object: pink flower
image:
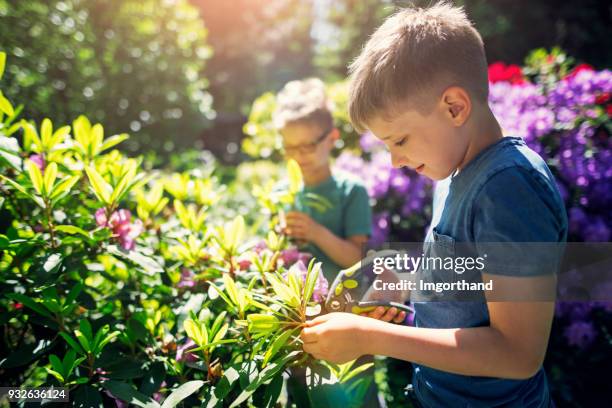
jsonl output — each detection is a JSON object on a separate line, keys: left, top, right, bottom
{"left": 95, "top": 208, "right": 143, "bottom": 250}
{"left": 95, "top": 208, "right": 108, "bottom": 227}
{"left": 177, "top": 268, "right": 196, "bottom": 289}
{"left": 279, "top": 248, "right": 300, "bottom": 265}
{"left": 297, "top": 251, "right": 313, "bottom": 264}
{"left": 176, "top": 339, "right": 198, "bottom": 363}
{"left": 236, "top": 255, "right": 252, "bottom": 271}
{"left": 29, "top": 154, "right": 45, "bottom": 172}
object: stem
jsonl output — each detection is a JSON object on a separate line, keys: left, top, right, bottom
{"left": 44, "top": 199, "right": 58, "bottom": 249}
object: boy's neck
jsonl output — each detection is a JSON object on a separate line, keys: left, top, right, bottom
{"left": 455, "top": 105, "right": 503, "bottom": 174}
{"left": 303, "top": 165, "right": 332, "bottom": 187}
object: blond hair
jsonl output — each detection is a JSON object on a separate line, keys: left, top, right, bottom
{"left": 273, "top": 78, "right": 334, "bottom": 131}
{"left": 348, "top": 1, "right": 488, "bottom": 132}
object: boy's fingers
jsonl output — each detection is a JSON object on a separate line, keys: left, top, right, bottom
{"left": 367, "top": 306, "right": 386, "bottom": 320}
{"left": 300, "top": 327, "right": 318, "bottom": 344}
{"left": 393, "top": 311, "right": 407, "bottom": 324}
{"left": 381, "top": 307, "right": 398, "bottom": 322}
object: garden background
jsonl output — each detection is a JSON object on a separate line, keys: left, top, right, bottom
{"left": 0, "top": 0, "right": 611, "bottom": 407}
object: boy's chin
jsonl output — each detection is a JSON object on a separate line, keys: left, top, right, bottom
{"left": 427, "top": 168, "right": 454, "bottom": 181}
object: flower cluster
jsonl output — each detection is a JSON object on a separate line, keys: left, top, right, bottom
{"left": 95, "top": 208, "right": 144, "bottom": 250}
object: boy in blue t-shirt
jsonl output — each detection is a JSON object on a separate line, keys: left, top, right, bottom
{"left": 301, "top": 3, "right": 567, "bottom": 408}
{"left": 273, "top": 78, "right": 372, "bottom": 282}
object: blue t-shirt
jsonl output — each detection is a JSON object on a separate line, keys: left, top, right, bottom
{"left": 413, "top": 137, "right": 568, "bottom": 408}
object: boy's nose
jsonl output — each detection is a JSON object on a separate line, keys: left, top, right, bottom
{"left": 390, "top": 152, "right": 409, "bottom": 169}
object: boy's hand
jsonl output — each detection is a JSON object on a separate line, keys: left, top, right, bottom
{"left": 284, "top": 211, "right": 321, "bottom": 243}
{"left": 301, "top": 312, "right": 373, "bottom": 363}
{"left": 360, "top": 306, "right": 406, "bottom": 324}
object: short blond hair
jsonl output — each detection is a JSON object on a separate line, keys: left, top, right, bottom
{"left": 348, "top": 1, "right": 488, "bottom": 133}
{"left": 273, "top": 78, "right": 334, "bottom": 131}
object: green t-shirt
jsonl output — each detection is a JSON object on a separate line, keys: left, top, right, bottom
{"left": 293, "top": 172, "right": 372, "bottom": 282}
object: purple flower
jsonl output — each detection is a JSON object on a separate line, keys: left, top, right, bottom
{"left": 563, "top": 320, "right": 597, "bottom": 349}
{"left": 370, "top": 211, "right": 390, "bottom": 247}
{"left": 359, "top": 131, "right": 384, "bottom": 152}
{"left": 176, "top": 338, "right": 198, "bottom": 363}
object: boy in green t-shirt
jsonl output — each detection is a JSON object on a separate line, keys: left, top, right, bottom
{"left": 273, "top": 78, "right": 372, "bottom": 282}
{"left": 273, "top": 78, "right": 380, "bottom": 407}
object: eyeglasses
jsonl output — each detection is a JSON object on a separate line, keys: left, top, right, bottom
{"left": 281, "top": 128, "right": 332, "bottom": 155}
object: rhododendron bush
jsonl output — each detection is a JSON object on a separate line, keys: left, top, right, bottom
{"left": 0, "top": 53, "right": 373, "bottom": 407}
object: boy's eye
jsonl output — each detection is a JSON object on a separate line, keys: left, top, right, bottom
{"left": 395, "top": 137, "right": 407, "bottom": 147}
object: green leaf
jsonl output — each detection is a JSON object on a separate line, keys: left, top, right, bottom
{"left": 79, "top": 319, "right": 93, "bottom": 342}
{"left": 0, "top": 52, "right": 6, "bottom": 79}
{"left": 222, "top": 273, "right": 239, "bottom": 306}
{"left": 110, "top": 164, "right": 137, "bottom": 204}
{"left": 59, "top": 332, "right": 84, "bottom": 354}
{"left": 26, "top": 158, "right": 44, "bottom": 196}
{"left": 56, "top": 225, "right": 90, "bottom": 238}
{"left": 41, "top": 118, "right": 52, "bottom": 148}
{"left": 263, "top": 328, "right": 296, "bottom": 367}
{"left": 246, "top": 314, "right": 280, "bottom": 335}
{"left": 0, "top": 91, "right": 14, "bottom": 117}
{"left": 49, "top": 175, "right": 80, "bottom": 202}
{"left": 49, "top": 354, "right": 64, "bottom": 376}
{"left": 0, "top": 136, "right": 22, "bottom": 170}
{"left": 303, "top": 262, "right": 322, "bottom": 305}
{"left": 74, "top": 330, "right": 91, "bottom": 352}
{"left": 73, "top": 385, "right": 104, "bottom": 408}
{"left": 287, "top": 159, "right": 303, "bottom": 194}
{"left": 85, "top": 165, "right": 112, "bottom": 204}
{"left": 106, "top": 245, "right": 163, "bottom": 274}
{"left": 46, "top": 368, "right": 65, "bottom": 383}
{"left": 43, "top": 161, "right": 58, "bottom": 196}
{"left": 101, "top": 133, "right": 129, "bottom": 152}
{"left": 229, "top": 351, "right": 300, "bottom": 408}
{"left": 160, "top": 380, "right": 204, "bottom": 408}
{"left": 102, "top": 381, "right": 160, "bottom": 408}
{"left": 214, "top": 366, "right": 240, "bottom": 401}
{"left": 7, "top": 293, "right": 52, "bottom": 318}
{"left": 339, "top": 361, "right": 374, "bottom": 384}
{"left": 0, "top": 174, "right": 44, "bottom": 207}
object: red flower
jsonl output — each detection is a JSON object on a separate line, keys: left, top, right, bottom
{"left": 594, "top": 92, "right": 610, "bottom": 105}
{"left": 606, "top": 104, "right": 612, "bottom": 118}
{"left": 488, "top": 62, "right": 525, "bottom": 85}
{"left": 565, "top": 63, "right": 594, "bottom": 79}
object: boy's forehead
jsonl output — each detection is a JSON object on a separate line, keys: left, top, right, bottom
{"left": 280, "top": 122, "right": 324, "bottom": 141}
{"left": 368, "top": 110, "right": 420, "bottom": 140}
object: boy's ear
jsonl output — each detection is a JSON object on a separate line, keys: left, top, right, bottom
{"left": 441, "top": 86, "right": 471, "bottom": 126}
{"left": 330, "top": 128, "right": 340, "bottom": 141}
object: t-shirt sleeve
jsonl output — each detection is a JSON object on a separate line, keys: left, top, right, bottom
{"left": 343, "top": 183, "right": 372, "bottom": 237}
{"left": 472, "top": 167, "right": 566, "bottom": 276}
